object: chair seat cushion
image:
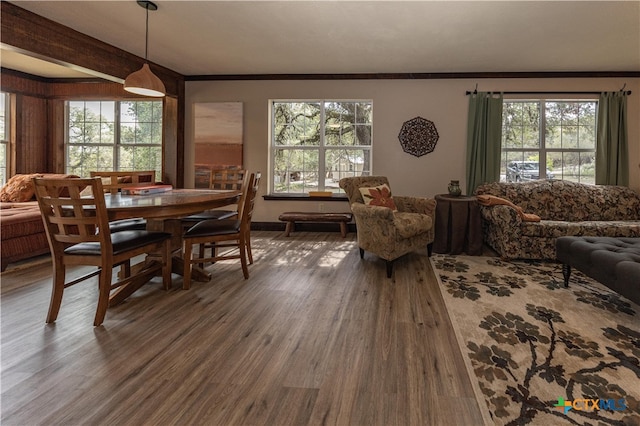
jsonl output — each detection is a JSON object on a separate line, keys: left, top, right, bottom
{"left": 64, "top": 230, "right": 171, "bottom": 256}
{"left": 108, "top": 218, "right": 147, "bottom": 232}
{"left": 393, "top": 212, "right": 433, "bottom": 238}
{"left": 184, "top": 219, "right": 241, "bottom": 237}
{"left": 521, "top": 220, "right": 640, "bottom": 238}
{"left": 182, "top": 210, "right": 237, "bottom": 222}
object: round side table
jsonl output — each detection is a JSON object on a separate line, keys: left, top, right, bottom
{"left": 433, "top": 194, "right": 483, "bottom": 255}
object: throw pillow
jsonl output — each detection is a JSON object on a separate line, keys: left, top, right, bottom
{"left": 359, "top": 184, "right": 398, "bottom": 211}
{"left": 476, "top": 194, "right": 541, "bottom": 222}
{"left": 0, "top": 173, "right": 43, "bottom": 202}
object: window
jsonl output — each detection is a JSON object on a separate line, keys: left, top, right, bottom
{"left": 271, "top": 100, "right": 372, "bottom": 194}
{"left": 501, "top": 100, "right": 597, "bottom": 184}
{"left": 66, "top": 100, "right": 163, "bottom": 177}
{"left": 0, "top": 92, "right": 9, "bottom": 186}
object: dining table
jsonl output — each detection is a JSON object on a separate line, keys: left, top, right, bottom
{"left": 103, "top": 188, "right": 242, "bottom": 305}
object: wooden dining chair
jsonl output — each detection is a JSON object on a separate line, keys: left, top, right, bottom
{"left": 182, "top": 168, "right": 247, "bottom": 265}
{"left": 90, "top": 170, "right": 157, "bottom": 232}
{"left": 33, "top": 177, "right": 172, "bottom": 326}
{"left": 182, "top": 172, "right": 261, "bottom": 289}
{"left": 89, "top": 170, "right": 156, "bottom": 195}
{"left": 182, "top": 168, "right": 247, "bottom": 224}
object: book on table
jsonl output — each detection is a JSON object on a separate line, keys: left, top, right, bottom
{"left": 121, "top": 184, "right": 173, "bottom": 195}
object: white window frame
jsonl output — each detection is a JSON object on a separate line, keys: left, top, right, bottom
{"left": 269, "top": 99, "right": 373, "bottom": 194}
{"left": 501, "top": 98, "right": 598, "bottom": 184}
{"left": 0, "top": 92, "right": 10, "bottom": 186}
{"left": 65, "top": 100, "right": 163, "bottom": 177}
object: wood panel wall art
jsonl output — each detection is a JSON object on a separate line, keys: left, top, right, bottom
{"left": 193, "top": 102, "right": 243, "bottom": 188}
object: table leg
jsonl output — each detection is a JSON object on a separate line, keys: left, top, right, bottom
{"left": 147, "top": 218, "right": 212, "bottom": 283}
{"left": 109, "top": 260, "right": 163, "bottom": 306}
{"left": 170, "top": 256, "right": 212, "bottom": 282}
{"left": 147, "top": 218, "right": 183, "bottom": 249}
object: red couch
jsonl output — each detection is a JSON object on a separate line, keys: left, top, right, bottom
{"left": 0, "top": 173, "right": 78, "bottom": 271}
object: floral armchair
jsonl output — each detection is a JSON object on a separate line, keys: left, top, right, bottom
{"left": 339, "top": 176, "right": 436, "bottom": 277}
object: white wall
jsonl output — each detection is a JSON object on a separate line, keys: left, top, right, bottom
{"left": 186, "top": 77, "right": 640, "bottom": 222}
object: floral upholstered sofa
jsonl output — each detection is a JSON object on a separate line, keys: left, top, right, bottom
{"left": 474, "top": 180, "right": 640, "bottom": 260}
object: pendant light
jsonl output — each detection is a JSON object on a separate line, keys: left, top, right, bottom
{"left": 124, "top": 0, "right": 166, "bottom": 97}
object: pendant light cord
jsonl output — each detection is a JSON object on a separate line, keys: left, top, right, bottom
{"left": 144, "top": 5, "right": 149, "bottom": 60}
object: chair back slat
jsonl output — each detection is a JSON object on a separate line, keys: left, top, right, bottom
{"left": 211, "top": 169, "right": 247, "bottom": 216}
{"left": 232, "top": 173, "right": 251, "bottom": 219}
{"left": 208, "top": 169, "right": 246, "bottom": 191}
{"left": 90, "top": 170, "right": 156, "bottom": 195}
{"left": 240, "top": 172, "right": 261, "bottom": 228}
{"left": 33, "top": 177, "right": 113, "bottom": 251}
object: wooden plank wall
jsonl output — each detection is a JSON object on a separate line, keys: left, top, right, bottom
{"left": 14, "top": 95, "right": 47, "bottom": 173}
{"left": 0, "top": 2, "right": 185, "bottom": 184}
{"left": 1, "top": 71, "right": 48, "bottom": 173}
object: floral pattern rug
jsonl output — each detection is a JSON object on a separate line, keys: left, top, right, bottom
{"left": 431, "top": 254, "right": 640, "bottom": 426}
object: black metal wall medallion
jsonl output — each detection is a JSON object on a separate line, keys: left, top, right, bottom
{"left": 398, "top": 116, "right": 439, "bottom": 157}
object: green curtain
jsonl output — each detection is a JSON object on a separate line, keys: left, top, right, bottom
{"left": 466, "top": 92, "right": 503, "bottom": 195}
{"left": 596, "top": 92, "right": 628, "bottom": 186}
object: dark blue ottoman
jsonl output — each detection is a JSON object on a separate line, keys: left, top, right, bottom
{"left": 556, "top": 236, "right": 640, "bottom": 306}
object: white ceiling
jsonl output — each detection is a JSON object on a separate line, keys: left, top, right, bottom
{"left": 3, "top": 0, "right": 640, "bottom": 78}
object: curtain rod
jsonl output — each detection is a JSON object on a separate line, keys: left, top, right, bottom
{"left": 465, "top": 90, "right": 632, "bottom": 95}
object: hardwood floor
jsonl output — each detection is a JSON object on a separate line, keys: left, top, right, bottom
{"left": 1, "top": 231, "right": 487, "bottom": 425}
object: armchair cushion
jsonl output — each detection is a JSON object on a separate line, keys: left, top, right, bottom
{"left": 359, "top": 183, "right": 397, "bottom": 211}
{"left": 394, "top": 195, "right": 436, "bottom": 215}
{"left": 393, "top": 212, "right": 433, "bottom": 238}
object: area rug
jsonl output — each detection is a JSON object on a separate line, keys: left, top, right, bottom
{"left": 431, "top": 254, "right": 640, "bottom": 426}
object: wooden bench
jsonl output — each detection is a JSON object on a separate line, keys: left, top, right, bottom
{"left": 278, "top": 212, "right": 353, "bottom": 237}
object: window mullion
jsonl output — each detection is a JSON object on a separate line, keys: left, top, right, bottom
{"left": 270, "top": 103, "right": 276, "bottom": 194}
{"left": 114, "top": 102, "right": 121, "bottom": 170}
{"left": 319, "top": 103, "right": 326, "bottom": 191}
{"left": 540, "top": 100, "right": 547, "bottom": 179}
{"left": 0, "top": 92, "right": 11, "bottom": 185}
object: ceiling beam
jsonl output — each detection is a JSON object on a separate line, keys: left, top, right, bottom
{"left": 186, "top": 71, "right": 640, "bottom": 81}
{"left": 1, "top": 1, "right": 183, "bottom": 97}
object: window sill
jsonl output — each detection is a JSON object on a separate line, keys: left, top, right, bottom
{"left": 263, "top": 194, "right": 348, "bottom": 202}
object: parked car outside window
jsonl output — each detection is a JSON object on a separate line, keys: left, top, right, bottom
{"left": 506, "top": 161, "right": 555, "bottom": 182}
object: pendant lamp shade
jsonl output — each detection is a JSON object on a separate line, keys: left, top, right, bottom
{"left": 124, "top": 63, "right": 166, "bottom": 97}
{"left": 124, "top": 0, "right": 165, "bottom": 97}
